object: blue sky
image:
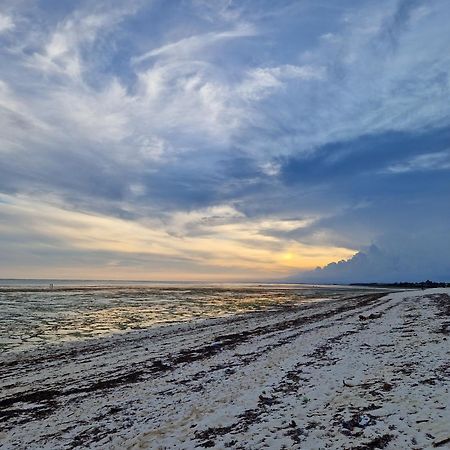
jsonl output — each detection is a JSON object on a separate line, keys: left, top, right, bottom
{"left": 0, "top": 0, "right": 449, "bottom": 281}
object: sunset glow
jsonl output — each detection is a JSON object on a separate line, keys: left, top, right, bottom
{"left": 1, "top": 0, "right": 449, "bottom": 282}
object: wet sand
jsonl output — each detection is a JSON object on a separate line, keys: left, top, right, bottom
{"left": 1, "top": 289, "right": 449, "bottom": 449}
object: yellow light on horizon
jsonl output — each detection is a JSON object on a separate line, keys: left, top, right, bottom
{"left": 0, "top": 193, "right": 357, "bottom": 280}
{"left": 282, "top": 252, "right": 294, "bottom": 261}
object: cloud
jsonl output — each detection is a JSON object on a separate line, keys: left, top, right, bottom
{"left": 291, "top": 231, "right": 450, "bottom": 283}
{"left": 0, "top": 14, "right": 14, "bottom": 33}
{"left": 238, "top": 64, "right": 325, "bottom": 101}
{"left": 0, "top": 193, "right": 354, "bottom": 279}
{"left": 0, "top": 0, "right": 449, "bottom": 280}
{"left": 132, "top": 23, "right": 257, "bottom": 64}
{"left": 385, "top": 150, "right": 450, "bottom": 174}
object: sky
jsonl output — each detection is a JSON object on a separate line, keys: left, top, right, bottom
{"left": 0, "top": 0, "right": 449, "bottom": 282}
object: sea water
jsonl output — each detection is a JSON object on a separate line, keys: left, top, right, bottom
{"left": 0, "top": 280, "right": 371, "bottom": 353}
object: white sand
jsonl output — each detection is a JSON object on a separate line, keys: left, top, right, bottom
{"left": 1, "top": 289, "right": 449, "bottom": 449}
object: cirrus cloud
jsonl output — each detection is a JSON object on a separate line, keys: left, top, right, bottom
{"left": 0, "top": 0, "right": 449, "bottom": 281}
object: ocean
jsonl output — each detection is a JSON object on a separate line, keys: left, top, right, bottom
{"left": 0, "top": 280, "right": 373, "bottom": 353}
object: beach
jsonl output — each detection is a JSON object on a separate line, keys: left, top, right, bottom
{"left": 1, "top": 288, "right": 449, "bottom": 449}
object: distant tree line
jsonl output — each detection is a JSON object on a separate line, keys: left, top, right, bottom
{"left": 350, "top": 280, "right": 450, "bottom": 289}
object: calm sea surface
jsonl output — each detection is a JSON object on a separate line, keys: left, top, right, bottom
{"left": 0, "top": 280, "right": 375, "bottom": 353}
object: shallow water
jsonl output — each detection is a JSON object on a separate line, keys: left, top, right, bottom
{"left": 0, "top": 281, "right": 372, "bottom": 353}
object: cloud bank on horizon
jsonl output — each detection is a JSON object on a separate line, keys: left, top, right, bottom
{"left": 0, "top": 0, "right": 449, "bottom": 281}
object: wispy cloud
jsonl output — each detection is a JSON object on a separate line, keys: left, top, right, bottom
{"left": 0, "top": 194, "right": 353, "bottom": 279}
{"left": 0, "top": 13, "right": 14, "bottom": 34}
{"left": 132, "top": 23, "right": 257, "bottom": 64}
{"left": 386, "top": 150, "right": 450, "bottom": 174}
{"left": 1, "top": 0, "right": 450, "bottom": 280}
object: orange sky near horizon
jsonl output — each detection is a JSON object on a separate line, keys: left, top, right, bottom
{"left": 0, "top": 194, "right": 356, "bottom": 281}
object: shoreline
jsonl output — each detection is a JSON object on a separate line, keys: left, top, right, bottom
{"left": 1, "top": 289, "right": 449, "bottom": 449}
{"left": 0, "top": 285, "right": 388, "bottom": 355}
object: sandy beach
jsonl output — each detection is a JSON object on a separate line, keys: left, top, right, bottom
{"left": 1, "top": 288, "right": 449, "bottom": 449}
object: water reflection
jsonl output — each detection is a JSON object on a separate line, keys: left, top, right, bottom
{"left": 0, "top": 284, "right": 371, "bottom": 353}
